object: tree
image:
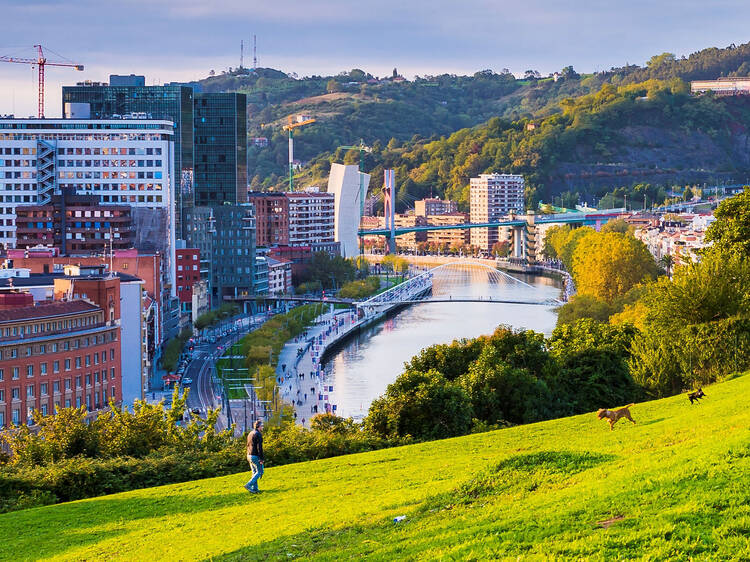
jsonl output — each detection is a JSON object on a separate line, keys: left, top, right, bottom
{"left": 403, "top": 339, "right": 484, "bottom": 381}
{"left": 364, "top": 370, "right": 473, "bottom": 439}
{"left": 555, "top": 294, "right": 615, "bottom": 325}
{"left": 704, "top": 187, "right": 750, "bottom": 258}
{"left": 571, "top": 232, "right": 658, "bottom": 303}
{"left": 326, "top": 79, "right": 341, "bottom": 93}
{"left": 658, "top": 254, "right": 674, "bottom": 276}
{"left": 641, "top": 252, "right": 750, "bottom": 328}
{"left": 600, "top": 218, "right": 633, "bottom": 234}
{"left": 683, "top": 186, "right": 694, "bottom": 201}
{"left": 492, "top": 240, "right": 510, "bottom": 257}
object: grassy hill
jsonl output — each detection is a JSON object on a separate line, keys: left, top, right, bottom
{"left": 3, "top": 374, "right": 749, "bottom": 560}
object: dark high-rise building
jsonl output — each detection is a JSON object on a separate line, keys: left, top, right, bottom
{"left": 194, "top": 93, "right": 247, "bottom": 206}
{"left": 193, "top": 204, "right": 260, "bottom": 309}
{"left": 61, "top": 82, "right": 195, "bottom": 242}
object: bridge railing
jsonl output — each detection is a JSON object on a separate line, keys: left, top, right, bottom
{"left": 359, "top": 271, "right": 433, "bottom": 307}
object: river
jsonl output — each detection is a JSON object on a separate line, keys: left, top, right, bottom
{"left": 321, "top": 272, "right": 561, "bottom": 420}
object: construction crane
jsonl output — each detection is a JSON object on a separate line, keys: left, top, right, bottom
{"left": 338, "top": 140, "right": 372, "bottom": 254}
{"left": 0, "top": 45, "right": 83, "bottom": 118}
{"left": 282, "top": 115, "right": 316, "bottom": 191}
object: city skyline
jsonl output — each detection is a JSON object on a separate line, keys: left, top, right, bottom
{"left": 1, "top": 0, "right": 750, "bottom": 116}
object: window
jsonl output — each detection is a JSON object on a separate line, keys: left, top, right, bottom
{"left": 12, "top": 367, "right": 19, "bottom": 380}
{"left": 40, "top": 344, "right": 46, "bottom": 354}
{"left": 41, "top": 403, "right": 48, "bottom": 416}
{"left": 52, "top": 343, "right": 58, "bottom": 352}
{"left": 26, "top": 365, "right": 33, "bottom": 378}
{"left": 10, "top": 348, "right": 16, "bottom": 358}
{"left": 75, "top": 376, "right": 81, "bottom": 389}
{"left": 65, "top": 398, "right": 71, "bottom": 408}
{"left": 76, "top": 396, "right": 81, "bottom": 408}
{"left": 26, "top": 385, "right": 34, "bottom": 398}
{"left": 110, "top": 348, "right": 115, "bottom": 360}
{"left": 0, "top": 369, "right": 3, "bottom": 382}
{"left": 40, "top": 383, "right": 48, "bottom": 396}
{"left": 40, "top": 363, "right": 47, "bottom": 375}
{"left": 86, "top": 395, "right": 91, "bottom": 411}
{"left": 12, "top": 409, "right": 19, "bottom": 425}
{"left": 12, "top": 388, "right": 20, "bottom": 400}
{"left": 53, "top": 360, "right": 59, "bottom": 373}
{"left": 75, "top": 357, "right": 81, "bottom": 368}
{"left": 111, "top": 386, "right": 116, "bottom": 398}
{"left": 0, "top": 390, "right": 4, "bottom": 402}
{"left": 85, "top": 375, "right": 91, "bottom": 387}
{"left": 65, "top": 359, "right": 71, "bottom": 371}
{"left": 64, "top": 379, "right": 71, "bottom": 391}
{"left": 53, "top": 381, "right": 60, "bottom": 393}
{"left": 0, "top": 411, "right": 4, "bottom": 427}
{"left": 25, "top": 346, "right": 31, "bottom": 357}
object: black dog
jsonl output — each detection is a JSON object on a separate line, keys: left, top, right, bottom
{"left": 688, "top": 388, "right": 706, "bottom": 404}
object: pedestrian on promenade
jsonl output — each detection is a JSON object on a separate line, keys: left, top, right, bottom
{"left": 244, "top": 420, "right": 264, "bottom": 494}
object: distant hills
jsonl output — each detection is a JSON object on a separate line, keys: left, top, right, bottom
{"left": 194, "top": 41, "right": 750, "bottom": 207}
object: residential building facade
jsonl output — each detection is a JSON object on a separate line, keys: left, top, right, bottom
{"left": 0, "top": 284, "right": 122, "bottom": 427}
{"left": 470, "top": 173, "right": 524, "bottom": 251}
{"left": 14, "top": 192, "right": 133, "bottom": 253}
{"left": 176, "top": 247, "right": 200, "bottom": 315}
{"left": 415, "top": 197, "right": 458, "bottom": 217}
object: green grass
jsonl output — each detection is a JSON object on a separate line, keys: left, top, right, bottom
{"left": 3, "top": 374, "right": 750, "bottom": 560}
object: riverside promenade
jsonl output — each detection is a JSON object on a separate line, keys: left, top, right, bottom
{"left": 277, "top": 274, "right": 433, "bottom": 426}
{"left": 276, "top": 308, "right": 361, "bottom": 427}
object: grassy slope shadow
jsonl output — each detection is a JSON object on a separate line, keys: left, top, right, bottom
{"left": 216, "top": 451, "right": 616, "bottom": 561}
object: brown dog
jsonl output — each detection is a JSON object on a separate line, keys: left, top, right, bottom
{"left": 597, "top": 404, "right": 636, "bottom": 431}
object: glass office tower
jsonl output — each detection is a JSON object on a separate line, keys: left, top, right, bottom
{"left": 61, "top": 83, "right": 195, "bottom": 243}
{"left": 194, "top": 93, "right": 247, "bottom": 206}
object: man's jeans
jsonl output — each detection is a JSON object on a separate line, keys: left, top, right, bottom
{"left": 245, "top": 455, "right": 264, "bottom": 492}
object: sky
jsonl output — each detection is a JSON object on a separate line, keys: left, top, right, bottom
{"left": 1, "top": 0, "right": 750, "bottom": 117}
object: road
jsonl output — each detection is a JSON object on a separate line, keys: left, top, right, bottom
{"left": 184, "top": 314, "right": 265, "bottom": 430}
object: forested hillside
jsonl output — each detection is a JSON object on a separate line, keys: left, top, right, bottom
{"left": 193, "top": 41, "right": 750, "bottom": 204}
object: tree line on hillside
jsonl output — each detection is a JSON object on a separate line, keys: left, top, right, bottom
{"left": 293, "top": 79, "right": 750, "bottom": 212}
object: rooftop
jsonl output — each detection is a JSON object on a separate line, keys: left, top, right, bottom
{"left": 0, "top": 300, "right": 98, "bottom": 324}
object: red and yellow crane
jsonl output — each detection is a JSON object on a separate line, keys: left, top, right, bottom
{"left": 282, "top": 115, "right": 315, "bottom": 191}
{"left": 0, "top": 45, "right": 84, "bottom": 118}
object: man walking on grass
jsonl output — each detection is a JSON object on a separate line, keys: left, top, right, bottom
{"left": 244, "top": 420, "right": 264, "bottom": 494}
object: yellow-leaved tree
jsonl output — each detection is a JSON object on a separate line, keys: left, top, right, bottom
{"left": 572, "top": 232, "right": 658, "bottom": 303}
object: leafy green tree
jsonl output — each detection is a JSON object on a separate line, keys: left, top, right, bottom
{"left": 459, "top": 347, "right": 554, "bottom": 425}
{"left": 641, "top": 252, "right": 750, "bottom": 328}
{"left": 552, "top": 349, "right": 640, "bottom": 413}
{"left": 555, "top": 295, "right": 615, "bottom": 325}
{"left": 600, "top": 218, "right": 633, "bottom": 234}
{"left": 704, "top": 187, "right": 750, "bottom": 258}
{"left": 364, "top": 370, "right": 473, "bottom": 439}
{"left": 548, "top": 319, "right": 637, "bottom": 359}
{"left": 403, "top": 339, "right": 484, "bottom": 381}
{"left": 572, "top": 232, "right": 658, "bottom": 303}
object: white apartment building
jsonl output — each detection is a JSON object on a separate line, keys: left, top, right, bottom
{"left": 469, "top": 173, "right": 524, "bottom": 251}
{"left": 415, "top": 197, "right": 458, "bottom": 217}
{"left": 0, "top": 118, "right": 174, "bottom": 248}
{"left": 267, "top": 257, "right": 292, "bottom": 295}
{"left": 287, "top": 192, "right": 335, "bottom": 246}
{"left": 0, "top": 118, "right": 176, "bottom": 294}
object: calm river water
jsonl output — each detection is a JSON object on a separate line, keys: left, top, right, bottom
{"left": 321, "top": 272, "right": 561, "bottom": 420}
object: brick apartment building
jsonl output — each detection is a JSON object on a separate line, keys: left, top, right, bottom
{"left": 0, "top": 281, "right": 122, "bottom": 428}
{"left": 14, "top": 193, "right": 134, "bottom": 254}
{"left": 176, "top": 248, "right": 200, "bottom": 315}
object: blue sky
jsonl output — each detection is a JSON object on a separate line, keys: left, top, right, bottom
{"left": 1, "top": 0, "right": 750, "bottom": 117}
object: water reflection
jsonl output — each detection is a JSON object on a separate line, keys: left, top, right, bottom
{"left": 322, "top": 272, "right": 561, "bottom": 420}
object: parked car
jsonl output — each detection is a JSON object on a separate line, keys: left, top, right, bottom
{"left": 182, "top": 377, "right": 193, "bottom": 385}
